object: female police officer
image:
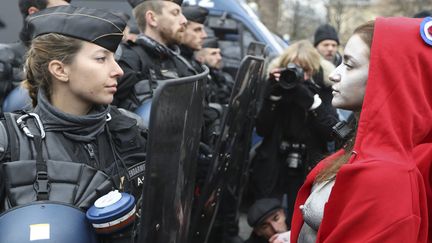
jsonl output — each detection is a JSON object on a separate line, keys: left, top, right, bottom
{"left": 0, "top": 5, "right": 147, "bottom": 242}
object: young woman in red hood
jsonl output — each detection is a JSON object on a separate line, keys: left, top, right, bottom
{"left": 289, "top": 17, "right": 432, "bottom": 243}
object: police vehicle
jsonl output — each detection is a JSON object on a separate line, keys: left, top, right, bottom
{"left": 0, "top": 0, "right": 286, "bottom": 70}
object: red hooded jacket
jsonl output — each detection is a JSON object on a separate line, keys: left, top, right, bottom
{"left": 291, "top": 17, "right": 431, "bottom": 243}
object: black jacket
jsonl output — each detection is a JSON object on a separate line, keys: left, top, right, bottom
{"left": 251, "top": 77, "right": 339, "bottom": 197}
{"left": 113, "top": 36, "right": 196, "bottom": 111}
{"left": 0, "top": 106, "right": 147, "bottom": 243}
{"left": 245, "top": 233, "right": 267, "bottom": 243}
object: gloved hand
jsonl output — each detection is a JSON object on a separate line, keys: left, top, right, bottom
{"left": 289, "top": 81, "right": 316, "bottom": 109}
{"left": 265, "top": 76, "right": 284, "bottom": 100}
{"left": 196, "top": 142, "right": 214, "bottom": 187}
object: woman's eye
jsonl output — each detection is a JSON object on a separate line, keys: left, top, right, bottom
{"left": 96, "top": 57, "right": 106, "bottom": 62}
{"left": 344, "top": 62, "right": 353, "bottom": 70}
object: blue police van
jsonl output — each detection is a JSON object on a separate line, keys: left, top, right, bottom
{"left": 0, "top": 0, "right": 286, "bottom": 63}
{"left": 0, "top": 0, "right": 286, "bottom": 114}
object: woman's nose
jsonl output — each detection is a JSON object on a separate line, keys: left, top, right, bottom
{"left": 329, "top": 66, "right": 342, "bottom": 83}
{"left": 112, "top": 61, "right": 124, "bottom": 78}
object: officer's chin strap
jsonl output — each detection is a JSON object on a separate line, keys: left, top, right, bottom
{"left": 16, "top": 112, "right": 49, "bottom": 200}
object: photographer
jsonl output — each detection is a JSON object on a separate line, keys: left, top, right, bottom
{"left": 250, "top": 40, "right": 339, "bottom": 229}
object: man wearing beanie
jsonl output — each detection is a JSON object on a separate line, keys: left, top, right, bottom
{"left": 313, "top": 24, "right": 342, "bottom": 66}
{"left": 245, "top": 198, "right": 290, "bottom": 243}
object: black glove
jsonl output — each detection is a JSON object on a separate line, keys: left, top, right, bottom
{"left": 265, "top": 76, "right": 284, "bottom": 99}
{"left": 287, "top": 81, "right": 316, "bottom": 109}
{"left": 196, "top": 142, "right": 213, "bottom": 187}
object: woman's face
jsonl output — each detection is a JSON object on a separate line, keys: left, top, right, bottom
{"left": 330, "top": 34, "right": 370, "bottom": 111}
{"left": 65, "top": 42, "right": 123, "bottom": 107}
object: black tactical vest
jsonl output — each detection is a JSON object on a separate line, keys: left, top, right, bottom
{"left": 0, "top": 107, "right": 147, "bottom": 212}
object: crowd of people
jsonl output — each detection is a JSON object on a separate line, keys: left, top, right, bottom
{"left": 0, "top": 0, "right": 431, "bottom": 243}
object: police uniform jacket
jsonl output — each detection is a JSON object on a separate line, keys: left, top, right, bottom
{"left": 113, "top": 35, "right": 196, "bottom": 111}
{"left": 0, "top": 92, "right": 147, "bottom": 211}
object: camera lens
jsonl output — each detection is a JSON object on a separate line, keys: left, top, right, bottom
{"left": 278, "top": 63, "right": 304, "bottom": 90}
{"left": 286, "top": 152, "right": 301, "bottom": 168}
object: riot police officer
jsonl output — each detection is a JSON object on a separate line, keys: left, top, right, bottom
{"left": 0, "top": 6, "right": 147, "bottom": 243}
{"left": 113, "top": 0, "right": 196, "bottom": 111}
{"left": 179, "top": 5, "right": 208, "bottom": 72}
{"left": 0, "top": 0, "right": 70, "bottom": 111}
{"left": 196, "top": 37, "right": 234, "bottom": 105}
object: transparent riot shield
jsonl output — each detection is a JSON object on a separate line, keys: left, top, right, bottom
{"left": 189, "top": 55, "right": 265, "bottom": 243}
{"left": 137, "top": 67, "right": 208, "bottom": 243}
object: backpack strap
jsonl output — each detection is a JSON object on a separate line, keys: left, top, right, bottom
{"left": 0, "top": 116, "right": 9, "bottom": 161}
{"left": 15, "top": 112, "right": 49, "bottom": 200}
{"left": 3, "top": 113, "right": 19, "bottom": 161}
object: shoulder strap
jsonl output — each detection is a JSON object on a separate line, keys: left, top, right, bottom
{"left": 6, "top": 112, "right": 49, "bottom": 200}
{"left": 130, "top": 44, "right": 159, "bottom": 82}
{"left": 0, "top": 116, "right": 9, "bottom": 161}
{"left": 3, "top": 113, "right": 19, "bottom": 161}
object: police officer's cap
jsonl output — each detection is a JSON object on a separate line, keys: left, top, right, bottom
{"left": 247, "top": 198, "right": 282, "bottom": 227}
{"left": 26, "top": 5, "right": 127, "bottom": 52}
{"left": 202, "top": 37, "right": 219, "bottom": 48}
{"left": 182, "top": 6, "right": 209, "bottom": 24}
{"left": 128, "top": 0, "right": 183, "bottom": 8}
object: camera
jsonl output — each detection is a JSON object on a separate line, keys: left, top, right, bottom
{"left": 278, "top": 63, "right": 304, "bottom": 90}
{"left": 280, "top": 141, "right": 306, "bottom": 169}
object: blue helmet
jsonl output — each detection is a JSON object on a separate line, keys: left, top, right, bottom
{"left": 2, "top": 86, "right": 32, "bottom": 112}
{"left": 0, "top": 202, "right": 98, "bottom": 243}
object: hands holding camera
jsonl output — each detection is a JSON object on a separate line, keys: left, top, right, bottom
{"left": 267, "top": 64, "right": 319, "bottom": 110}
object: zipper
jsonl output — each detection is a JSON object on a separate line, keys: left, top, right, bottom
{"left": 84, "top": 143, "right": 99, "bottom": 168}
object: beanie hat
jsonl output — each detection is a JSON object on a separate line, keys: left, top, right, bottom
{"left": 314, "top": 24, "right": 339, "bottom": 46}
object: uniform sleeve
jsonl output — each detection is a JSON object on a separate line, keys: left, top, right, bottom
{"left": 315, "top": 162, "right": 427, "bottom": 243}
{"left": 113, "top": 46, "right": 146, "bottom": 105}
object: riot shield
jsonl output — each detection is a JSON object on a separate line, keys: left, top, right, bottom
{"left": 189, "top": 55, "right": 264, "bottom": 243}
{"left": 137, "top": 67, "right": 208, "bottom": 243}
{"left": 246, "top": 41, "right": 268, "bottom": 57}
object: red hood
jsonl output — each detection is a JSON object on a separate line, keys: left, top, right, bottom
{"left": 355, "top": 17, "right": 432, "bottom": 163}
{"left": 291, "top": 17, "right": 431, "bottom": 243}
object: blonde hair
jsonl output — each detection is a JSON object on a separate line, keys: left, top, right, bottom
{"left": 24, "top": 33, "right": 82, "bottom": 107}
{"left": 271, "top": 40, "right": 321, "bottom": 76}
